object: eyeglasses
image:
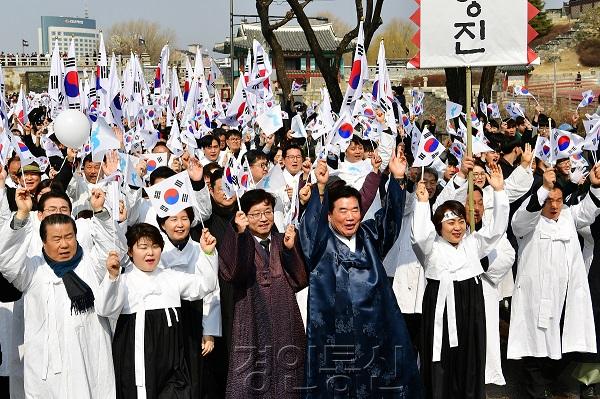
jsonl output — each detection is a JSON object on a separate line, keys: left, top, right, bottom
{"left": 252, "top": 162, "right": 268, "bottom": 169}
{"left": 247, "top": 210, "right": 274, "bottom": 220}
{"left": 473, "top": 172, "right": 486, "bottom": 178}
{"left": 43, "top": 206, "right": 71, "bottom": 214}
{"left": 285, "top": 155, "right": 303, "bottom": 161}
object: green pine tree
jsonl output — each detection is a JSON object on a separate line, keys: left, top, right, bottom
{"left": 529, "top": 0, "right": 554, "bottom": 37}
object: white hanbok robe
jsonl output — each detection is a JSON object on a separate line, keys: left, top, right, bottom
{"left": 508, "top": 186, "right": 600, "bottom": 359}
{"left": 0, "top": 216, "right": 119, "bottom": 399}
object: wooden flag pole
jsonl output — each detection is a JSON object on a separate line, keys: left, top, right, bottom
{"left": 466, "top": 66, "right": 475, "bottom": 232}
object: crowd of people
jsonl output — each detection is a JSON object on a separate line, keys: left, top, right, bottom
{"left": 0, "top": 77, "right": 600, "bottom": 399}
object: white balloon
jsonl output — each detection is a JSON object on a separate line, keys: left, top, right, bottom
{"left": 53, "top": 109, "right": 90, "bottom": 149}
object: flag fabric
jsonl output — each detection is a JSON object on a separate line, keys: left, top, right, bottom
{"left": 107, "top": 54, "right": 123, "bottom": 129}
{"left": 578, "top": 90, "right": 596, "bottom": 109}
{"left": 14, "top": 85, "right": 28, "bottom": 125}
{"left": 223, "top": 76, "right": 247, "bottom": 126}
{"left": 290, "top": 114, "right": 307, "bottom": 139}
{"left": 340, "top": 21, "right": 368, "bottom": 114}
{"left": 96, "top": 33, "right": 110, "bottom": 118}
{"left": 446, "top": 100, "right": 463, "bottom": 120}
{"left": 166, "top": 119, "right": 184, "bottom": 157}
{"left": 505, "top": 102, "right": 525, "bottom": 119}
{"left": 64, "top": 39, "right": 81, "bottom": 110}
{"left": 207, "top": 58, "right": 222, "bottom": 95}
{"left": 291, "top": 81, "right": 302, "bottom": 92}
{"left": 146, "top": 171, "right": 194, "bottom": 218}
{"left": 449, "top": 140, "right": 466, "bottom": 163}
{"left": 413, "top": 128, "right": 444, "bottom": 167}
{"left": 488, "top": 103, "right": 501, "bottom": 119}
{"left": 550, "top": 129, "right": 584, "bottom": 161}
{"left": 10, "top": 134, "right": 36, "bottom": 166}
{"left": 327, "top": 112, "right": 354, "bottom": 153}
{"left": 0, "top": 132, "right": 12, "bottom": 166}
{"left": 534, "top": 135, "right": 551, "bottom": 163}
{"left": 239, "top": 159, "right": 252, "bottom": 194}
{"left": 256, "top": 104, "right": 283, "bottom": 136}
{"left": 513, "top": 85, "right": 532, "bottom": 97}
{"left": 479, "top": 100, "right": 487, "bottom": 116}
{"left": 154, "top": 44, "right": 170, "bottom": 95}
{"left": 91, "top": 117, "right": 121, "bottom": 162}
{"left": 143, "top": 152, "right": 168, "bottom": 178}
{"left": 472, "top": 134, "right": 494, "bottom": 154}
{"left": 48, "top": 40, "right": 66, "bottom": 115}
{"left": 256, "top": 164, "right": 286, "bottom": 194}
{"left": 222, "top": 156, "right": 243, "bottom": 199}
{"left": 246, "top": 40, "right": 273, "bottom": 100}
{"left": 582, "top": 120, "right": 600, "bottom": 151}
{"left": 373, "top": 40, "right": 396, "bottom": 131}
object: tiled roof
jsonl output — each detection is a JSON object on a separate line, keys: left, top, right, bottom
{"left": 214, "top": 23, "right": 353, "bottom": 54}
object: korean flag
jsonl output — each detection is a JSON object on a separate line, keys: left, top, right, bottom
{"left": 146, "top": 171, "right": 194, "bottom": 218}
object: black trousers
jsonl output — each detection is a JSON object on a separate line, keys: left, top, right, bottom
{"left": 0, "top": 376, "right": 9, "bottom": 397}
{"left": 521, "top": 357, "right": 568, "bottom": 399}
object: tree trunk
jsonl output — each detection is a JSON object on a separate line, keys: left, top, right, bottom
{"left": 256, "top": 1, "right": 291, "bottom": 103}
{"left": 445, "top": 67, "right": 467, "bottom": 108}
{"left": 477, "top": 66, "right": 496, "bottom": 114}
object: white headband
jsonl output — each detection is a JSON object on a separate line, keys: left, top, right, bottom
{"left": 441, "top": 210, "right": 461, "bottom": 223}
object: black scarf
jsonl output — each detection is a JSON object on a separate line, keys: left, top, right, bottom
{"left": 43, "top": 245, "right": 95, "bottom": 315}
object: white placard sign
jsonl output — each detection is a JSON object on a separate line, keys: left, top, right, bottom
{"left": 408, "top": 0, "right": 538, "bottom": 68}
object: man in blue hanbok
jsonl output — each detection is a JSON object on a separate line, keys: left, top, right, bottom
{"left": 299, "top": 147, "right": 422, "bottom": 398}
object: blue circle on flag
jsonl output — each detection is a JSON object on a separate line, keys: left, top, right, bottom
{"left": 164, "top": 188, "right": 179, "bottom": 205}
{"left": 64, "top": 71, "right": 79, "bottom": 98}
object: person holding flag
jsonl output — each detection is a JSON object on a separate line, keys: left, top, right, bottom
{"left": 219, "top": 189, "right": 308, "bottom": 398}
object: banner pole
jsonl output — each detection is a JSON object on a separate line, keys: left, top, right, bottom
{"left": 466, "top": 66, "right": 475, "bottom": 232}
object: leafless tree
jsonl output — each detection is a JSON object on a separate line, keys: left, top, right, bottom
{"left": 107, "top": 19, "right": 176, "bottom": 64}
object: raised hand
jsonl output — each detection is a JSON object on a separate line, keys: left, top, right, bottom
{"left": 315, "top": 159, "right": 329, "bottom": 187}
{"left": 283, "top": 225, "right": 296, "bottom": 249}
{"left": 200, "top": 228, "right": 217, "bottom": 254}
{"left": 90, "top": 188, "right": 106, "bottom": 212}
{"left": 15, "top": 187, "right": 33, "bottom": 219}
{"left": 542, "top": 167, "right": 556, "bottom": 191}
{"left": 415, "top": 180, "right": 429, "bottom": 203}
{"left": 299, "top": 183, "right": 312, "bottom": 205}
{"left": 388, "top": 144, "right": 407, "bottom": 179}
{"left": 102, "top": 150, "right": 119, "bottom": 177}
{"left": 187, "top": 156, "right": 203, "bottom": 182}
{"left": 486, "top": 162, "right": 505, "bottom": 191}
{"left": 234, "top": 211, "right": 248, "bottom": 234}
{"left": 589, "top": 163, "right": 600, "bottom": 187}
{"left": 0, "top": 166, "right": 7, "bottom": 189}
{"left": 66, "top": 147, "right": 77, "bottom": 163}
{"left": 119, "top": 199, "right": 127, "bottom": 223}
{"left": 371, "top": 153, "right": 382, "bottom": 173}
{"left": 459, "top": 155, "right": 474, "bottom": 178}
{"left": 520, "top": 143, "right": 533, "bottom": 168}
{"left": 106, "top": 251, "right": 120, "bottom": 280}
{"left": 136, "top": 160, "right": 147, "bottom": 179}
{"left": 302, "top": 158, "right": 312, "bottom": 179}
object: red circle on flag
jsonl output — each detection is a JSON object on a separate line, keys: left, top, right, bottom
{"left": 64, "top": 71, "right": 79, "bottom": 97}
{"left": 164, "top": 188, "right": 179, "bottom": 205}
{"left": 424, "top": 138, "right": 439, "bottom": 153}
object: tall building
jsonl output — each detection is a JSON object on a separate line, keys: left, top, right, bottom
{"left": 38, "top": 16, "right": 99, "bottom": 56}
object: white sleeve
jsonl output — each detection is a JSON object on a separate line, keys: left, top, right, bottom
{"left": 504, "top": 165, "right": 534, "bottom": 203}
{"left": 87, "top": 210, "right": 128, "bottom": 284}
{"left": 0, "top": 188, "right": 12, "bottom": 228}
{"left": 191, "top": 185, "right": 213, "bottom": 227}
{"left": 512, "top": 187, "right": 547, "bottom": 238}
{"left": 432, "top": 174, "right": 468, "bottom": 213}
{"left": 94, "top": 271, "right": 125, "bottom": 318}
{"left": 474, "top": 190, "right": 510, "bottom": 259}
{"left": 202, "top": 287, "right": 222, "bottom": 337}
{"left": 411, "top": 201, "right": 437, "bottom": 268}
{"left": 483, "top": 235, "right": 515, "bottom": 286}
{"left": 571, "top": 187, "right": 600, "bottom": 230}
{"left": 378, "top": 132, "right": 396, "bottom": 171}
{"left": 178, "top": 252, "right": 218, "bottom": 301}
{"left": 0, "top": 216, "right": 35, "bottom": 292}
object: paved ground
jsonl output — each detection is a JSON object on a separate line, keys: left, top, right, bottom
{"left": 485, "top": 321, "right": 595, "bottom": 399}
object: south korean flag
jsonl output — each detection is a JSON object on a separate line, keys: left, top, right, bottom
{"left": 146, "top": 171, "right": 194, "bottom": 218}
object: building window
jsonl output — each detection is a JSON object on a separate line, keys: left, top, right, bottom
{"left": 310, "top": 57, "right": 316, "bottom": 71}
{"left": 300, "top": 57, "right": 306, "bottom": 70}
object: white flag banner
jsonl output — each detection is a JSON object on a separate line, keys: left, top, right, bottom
{"left": 412, "top": 129, "right": 444, "bottom": 167}
{"left": 446, "top": 100, "right": 463, "bottom": 120}
{"left": 408, "top": 0, "right": 538, "bottom": 68}
{"left": 256, "top": 104, "right": 283, "bottom": 136}
{"left": 146, "top": 171, "right": 194, "bottom": 218}
{"left": 290, "top": 114, "right": 307, "bottom": 139}
{"left": 256, "top": 164, "right": 286, "bottom": 194}
{"left": 91, "top": 117, "right": 120, "bottom": 162}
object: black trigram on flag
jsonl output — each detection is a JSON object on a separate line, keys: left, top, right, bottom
{"left": 418, "top": 153, "right": 427, "bottom": 161}
{"left": 230, "top": 175, "right": 239, "bottom": 186}
{"left": 422, "top": 131, "right": 432, "bottom": 140}
{"left": 50, "top": 75, "right": 59, "bottom": 90}
{"left": 99, "top": 66, "right": 108, "bottom": 79}
{"left": 68, "top": 102, "right": 80, "bottom": 110}
{"left": 356, "top": 44, "right": 364, "bottom": 57}
{"left": 157, "top": 156, "right": 165, "bottom": 164}
{"left": 89, "top": 87, "right": 97, "bottom": 99}
{"left": 181, "top": 193, "right": 189, "bottom": 202}
{"left": 160, "top": 205, "right": 169, "bottom": 213}
{"left": 154, "top": 191, "right": 161, "bottom": 199}
{"left": 58, "top": 92, "right": 65, "bottom": 103}
{"left": 256, "top": 55, "right": 264, "bottom": 66}
{"left": 134, "top": 81, "right": 141, "bottom": 93}
{"left": 64, "top": 58, "right": 76, "bottom": 68}
{"left": 174, "top": 179, "right": 183, "bottom": 188}
{"left": 379, "top": 98, "right": 389, "bottom": 112}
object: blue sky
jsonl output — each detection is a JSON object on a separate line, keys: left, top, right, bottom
{"left": 1, "top": 0, "right": 418, "bottom": 55}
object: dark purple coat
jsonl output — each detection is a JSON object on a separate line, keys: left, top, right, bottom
{"left": 219, "top": 225, "right": 308, "bottom": 399}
